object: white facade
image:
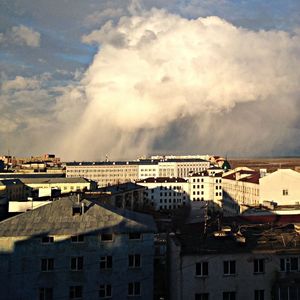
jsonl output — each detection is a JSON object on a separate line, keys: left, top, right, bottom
{"left": 188, "top": 172, "right": 223, "bottom": 209}
{"left": 66, "top": 159, "right": 211, "bottom": 187}
{"left": 222, "top": 168, "right": 260, "bottom": 215}
{"left": 260, "top": 169, "right": 300, "bottom": 205}
{"left": 137, "top": 178, "right": 189, "bottom": 210}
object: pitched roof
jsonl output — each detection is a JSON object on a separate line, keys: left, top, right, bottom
{"left": 0, "top": 196, "right": 156, "bottom": 237}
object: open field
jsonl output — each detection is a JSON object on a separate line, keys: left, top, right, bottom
{"left": 228, "top": 157, "right": 300, "bottom": 173}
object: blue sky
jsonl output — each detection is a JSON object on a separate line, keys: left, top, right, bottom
{"left": 1, "top": 0, "right": 300, "bottom": 159}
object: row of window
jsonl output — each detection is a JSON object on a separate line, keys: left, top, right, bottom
{"left": 195, "top": 257, "right": 300, "bottom": 277}
{"left": 41, "top": 233, "right": 142, "bottom": 244}
{"left": 39, "top": 282, "right": 141, "bottom": 300}
{"left": 195, "top": 290, "right": 264, "bottom": 300}
{"left": 41, "top": 254, "right": 142, "bottom": 272}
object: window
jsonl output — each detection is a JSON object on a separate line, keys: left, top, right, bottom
{"left": 280, "top": 257, "right": 299, "bottom": 272}
{"left": 69, "top": 286, "right": 82, "bottom": 299}
{"left": 100, "top": 256, "right": 112, "bottom": 269}
{"left": 223, "top": 261, "right": 236, "bottom": 275}
{"left": 71, "top": 235, "right": 84, "bottom": 243}
{"left": 195, "top": 293, "right": 209, "bottom": 300}
{"left": 283, "top": 189, "right": 288, "bottom": 196}
{"left": 195, "top": 262, "right": 208, "bottom": 277}
{"left": 254, "top": 259, "right": 265, "bottom": 274}
{"left": 128, "top": 282, "right": 140, "bottom": 296}
{"left": 129, "top": 233, "right": 141, "bottom": 240}
{"left": 41, "top": 236, "right": 54, "bottom": 244}
{"left": 223, "top": 291, "right": 236, "bottom": 300}
{"left": 128, "top": 254, "right": 141, "bottom": 268}
{"left": 71, "top": 257, "right": 83, "bottom": 271}
{"left": 39, "top": 288, "right": 53, "bottom": 300}
{"left": 101, "top": 233, "right": 113, "bottom": 241}
{"left": 41, "top": 258, "right": 54, "bottom": 272}
{"left": 254, "top": 290, "right": 264, "bottom": 300}
{"left": 99, "top": 284, "right": 112, "bottom": 298}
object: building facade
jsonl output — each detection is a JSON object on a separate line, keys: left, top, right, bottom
{"left": 222, "top": 168, "right": 260, "bottom": 215}
{"left": 169, "top": 224, "right": 300, "bottom": 300}
{"left": 66, "top": 158, "right": 211, "bottom": 187}
{"left": 137, "top": 177, "right": 190, "bottom": 210}
{"left": 0, "top": 196, "right": 156, "bottom": 300}
{"left": 260, "top": 169, "right": 300, "bottom": 206}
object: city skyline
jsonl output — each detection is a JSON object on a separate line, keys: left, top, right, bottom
{"left": 1, "top": 0, "right": 300, "bottom": 160}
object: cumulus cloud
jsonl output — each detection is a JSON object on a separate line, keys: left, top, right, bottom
{"left": 0, "top": 25, "right": 40, "bottom": 47}
{"left": 57, "top": 9, "right": 300, "bottom": 159}
{"left": 2, "top": 9, "right": 300, "bottom": 160}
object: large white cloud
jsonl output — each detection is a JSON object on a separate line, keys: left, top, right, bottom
{"left": 2, "top": 9, "right": 300, "bottom": 160}
{"left": 57, "top": 9, "right": 300, "bottom": 159}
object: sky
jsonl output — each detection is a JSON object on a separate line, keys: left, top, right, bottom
{"left": 1, "top": 0, "right": 300, "bottom": 161}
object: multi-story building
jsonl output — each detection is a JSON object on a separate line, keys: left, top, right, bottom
{"left": 222, "top": 168, "right": 260, "bottom": 215}
{"left": 137, "top": 177, "right": 189, "bottom": 210}
{"left": 260, "top": 169, "right": 300, "bottom": 206}
{"left": 66, "top": 158, "right": 210, "bottom": 187}
{"left": 137, "top": 170, "right": 223, "bottom": 211}
{"left": 0, "top": 196, "right": 156, "bottom": 300}
{"left": 169, "top": 223, "right": 300, "bottom": 300}
{"left": 188, "top": 171, "right": 223, "bottom": 210}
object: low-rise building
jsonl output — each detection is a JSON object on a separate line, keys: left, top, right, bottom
{"left": 222, "top": 168, "right": 260, "bottom": 215}
{"left": 169, "top": 223, "right": 300, "bottom": 300}
{"left": 0, "top": 196, "right": 156, "bottom": 300}
{"left": 260, "top": 169, "right": 300, "bottom": 206}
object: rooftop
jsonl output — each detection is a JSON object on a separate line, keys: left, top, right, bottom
{"left": 0, "top": 196, "right": 156, "bottom": 236}
{"left": 137, "top": 177, "right": 188, "bottom": 183}
{"left": 174, "top": 223, "right": 300, "bottom": 255}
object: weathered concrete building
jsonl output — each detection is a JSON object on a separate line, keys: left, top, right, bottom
{"left": 169, "top": 223, "right": 300, "bottom": 300}
{"left": 0, "top": 196, "right": 156, "bottom": 300}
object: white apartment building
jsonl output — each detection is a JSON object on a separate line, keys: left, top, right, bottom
{"left": 169, "top": 224, "right": 300, "bottom": 300}
{"left": 66, "top": 158, "right": 210, "bottom": 187}
{"left": 137, "top": 170, "right": 223, "bottom": 211}
{"left": 137, "top": 177, "right": 189, "bottom": 210}
{"left": 188, "top": 171, "right": 223, "bottom": 210}
{"left": 260, "top": 169, "right": 300, "bottom": 206}
{"left": 222, "top": 168, "right": 260, "bottom": 215}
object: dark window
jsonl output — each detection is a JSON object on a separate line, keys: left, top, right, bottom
{"left": 129, "top": 233, "right": 141, "bottom": 240}
{"left": 283, "top": 189, "right": 288, "bottom": 196}
{"left": 223, "top": 291, "right": 236, "bottom": 300}
{"left": 280, "top": 257, "right": 299, "bottom": 272}
{"left": 128, "top": 254, "right": 141, "bottom": 268}
{"left": 71, "top": 257, "right": 83, "bottom": 271}
{"left": 71, "top": 235, "right": 84, "bottom": 243}
{"left": 101, "top": 233, "right": 113, "bottom": 241}
{"left": 254, "top": 290, "right": 264, "bottom": 300}
{"left": 195, "top": 293, "right": 209, "bottom": 300}
{"left": 39, "top": 288, "right": 53, "bottom": 300}
{"left": 41, "top": 258, "right": 54, "bottom": 272}
{"left": 128, "top": 282, "right": 140, "bottom": 296}
{"left": 99, "top": 284, "right": 112, "bottom": 298}
{"left": 254, "top": 259, "right": 265, "bottom": 274}
{"left": 69, "top": 286, "right": 82, "bottom": 299}
{"left": 41, "top": 236, "right": 54, "bottom": 244}
{"left": 196, "top": 262, "right": 208, "bottom": 277}
{"left": 100, "top": 256, "right": 112, "bottom": 269}
{"left": 223, "top": 261, "right": 236, "bottom": 275}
